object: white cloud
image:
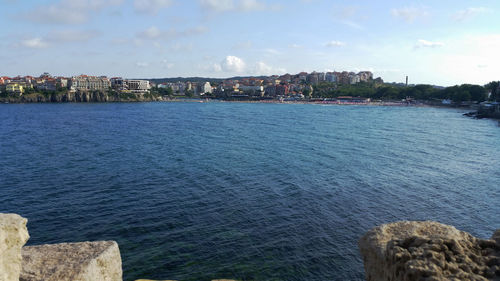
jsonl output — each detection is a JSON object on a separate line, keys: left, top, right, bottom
{"left": 161, "top": 59, "right": 174, "bottom": 69}
{"left": 24, "top": 0, "right": 124, "bottom": 24}
{"left": 325, "top": 40, "right": 345, "bottom": 47}
{"left": 391, "top": 7, "right": 429, "bottom": 23}
{"left": 415, "top": 39, "right": 444, "bottom": 48}
{"left": 136, "top": 62, "right": 149, "bottom": 67}
{"left": 255, "top": 61, "right": 272, "bottom": 74}
{"left": 212, "top": 63, "right": 222, "bottom": 72}
{"left": 201, "top": 58, "right": 283, "bottom": 75}
{"left": 264, "top": 48, "right": 281, "bottom": 55}
{"left": 198, "top": 62, "right": 223, "bottom": 72}
{"left": 332, "top": 5, "right": 365, "bottom": 30}
{"left": 169, "top": 43, "right": 193, "bottom": 52}
{"left": 240, "top": 0, "right": 265, "bottom": 11}
{"left": 337, "top": 20, "right": 364, "bottom": 30}
{"left": 336, "top": 5, "right": 358, "bottom": 18}
{"left": 200, "top": 0, "right": 279, "bottom": 13}
{"left": 134, "top": 0, "right": 173, "bottom": 14}
{"left": 239, "top": 0, "right": 280, "bottom": 11}
{"left": 200, "top": 0, "right": 234, "bottom": 12}
{"left": 21, "top": 38, "right": 49, "bottom": 48}
{"left": 138, "top": 26, "right": 163, "bottom": 39}
{"left": 47, "top": 30, "right": 100, "bottom": 42}
{"left": 137, "top": 26, "right": 208, "bottom": 40}
{"left": 254, "top": 61, "right": 286, "bottom": 75}
{"left": 452, "top": 7, "right": 488, "bottom": 22}
{"left": 221, "top": 55, "right": 246, "bottom": 72}
{"left": 18, "top": 29, "right": 99, "bottom": 48}
{"left": 288, "top": 43, "right": 302, "bottom": 49}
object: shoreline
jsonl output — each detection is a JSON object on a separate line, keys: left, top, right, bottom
{"left": 0, "top": 96, "right": 470, "bottom": 106}
{"left": 4, "top": 96, "right": 497, "bottom": 120}
{"left": 0, "top": 96, "right": 476, "bottom": 109}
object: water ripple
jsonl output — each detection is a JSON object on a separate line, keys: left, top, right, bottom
{"left": 0, "top": 103, "right": 499, "bottom": 281}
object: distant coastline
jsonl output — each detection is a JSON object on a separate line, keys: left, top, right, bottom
{"left": 0, "top": 92, "right": 454, "bottom": 106}
{"left": 0, "top": 90, "right": 163, "bottom": 103}
{"left": 2, "top": 71, "right": 499, "bottom": 120}
{"left": 0, "top": 92, "right": 480, "bottom": 108}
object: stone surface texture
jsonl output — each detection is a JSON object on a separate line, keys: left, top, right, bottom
{"left": 21, "top": 241, "right": 122, "bottom": 281}
{"left": 0, "top": 213, "right": 30, "bottom": 281}
{"left": 359, "top": 221, "right": 500, "bottom": 281}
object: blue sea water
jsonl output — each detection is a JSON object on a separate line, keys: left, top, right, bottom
{"left": 1, "top": 102, "right": 499, "bottom": 281}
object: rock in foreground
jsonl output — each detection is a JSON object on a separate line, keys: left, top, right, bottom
{"left": 21, "top": 241, "right": 122, "bottom": 281}
{"left": 0, "top": 213, "right": 30, "bottom": 281}
{"left": 359, "top": 221, "right": 500, "bottom": 281}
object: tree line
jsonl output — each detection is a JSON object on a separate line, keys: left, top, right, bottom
{"left": 312, "top": 81, "right": 500, "bottom": 102}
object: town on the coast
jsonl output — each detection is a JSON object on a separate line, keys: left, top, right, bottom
{"left": 0, "top": 70, "right": 377, "bottom": 101}
{"left": 1, "top": 70, "right": 499, "bottom": 117}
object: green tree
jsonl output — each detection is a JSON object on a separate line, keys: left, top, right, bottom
{"left": 411, "top": 84, "right": 438, "bottom": 100}
{"left": 462, "top": 84, "right": 486, "bottom": 102}
{"left": 303, "top": 87, "right": 312, "bottom": 97}
{"left": 451, "top": 89, "right": 471, "bottom": 103}
{"left": 166, "top": 87, "right": 173, "bottom": 96}
{"left": 24, "top": 87, "right": 34, "bottom": 95}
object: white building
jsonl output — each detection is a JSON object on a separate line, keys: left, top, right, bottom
{"left": 127, "top": 80, "right": 150, "bottom": 92}
{"left": 239, "top": 85, "right": 263, "bottom": 92}
{"left": 349, "top": 74, "right": 360, "bottom": 84}
{"left": 70, "top": 75, "right": 111, "bottom": 92}
{"left": 317, "top": 72, "right": 326, "bottom": 81}
{"left": 201, "top": 82, "right": 212, "bottom": 94}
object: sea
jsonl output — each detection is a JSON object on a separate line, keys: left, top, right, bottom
{"left": 1, "top": 102, "right": 499, "bottom": 281}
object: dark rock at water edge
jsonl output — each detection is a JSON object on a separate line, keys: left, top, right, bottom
{"left": 0, "top": 91, "right": 165, "bottom": 103}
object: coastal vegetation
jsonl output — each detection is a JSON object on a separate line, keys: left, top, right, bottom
{"left": 0, "top": 88, "right": 165, "bottom": 103}
{"left": 312, "top": 82, "right": 496, "bottom": 102}
{"left": 2, "top": 78, "right": 499, "bottom": 104}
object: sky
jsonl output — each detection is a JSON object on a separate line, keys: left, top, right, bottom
{"left": 1, "top": 0, "right": 499, "bottom": 86}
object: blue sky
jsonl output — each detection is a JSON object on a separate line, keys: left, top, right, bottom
{"left": 1, "top": 0, "right": 499, "bottom": 86}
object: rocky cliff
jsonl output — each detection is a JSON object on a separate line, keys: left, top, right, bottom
{"left": 359, "top": 221, "right": 500, "bottom": 281}
{"left": 0, "top": 91, "right": 165, "bottom": 103}
{"left": 21, "top": 241, "right": 122, "bottom": 281}
{"left": 0, "top": 214, "right": 30, "bottom": 281}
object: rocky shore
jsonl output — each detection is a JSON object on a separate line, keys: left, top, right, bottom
{"left": 0, "top": 91, "right": 164, "bottom": 103}
{"left": 2, "top": 213, "right": 499, "bottom": 280}
{"left": 359, "top": 221, "right": 500, "bottom": 281}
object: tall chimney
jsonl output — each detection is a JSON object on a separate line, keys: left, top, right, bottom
{"left": 406, "top": 76, "right": 408, "bottom": 86}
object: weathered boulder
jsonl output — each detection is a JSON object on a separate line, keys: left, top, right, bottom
{"left": 21, "top": 241, "right": 122, "bottom": 281}
{"left": 0, "top": 213, "right": 30, "bottom": 281}
{"left": 359, "top": 221, "right": 500, "bottom": 281}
